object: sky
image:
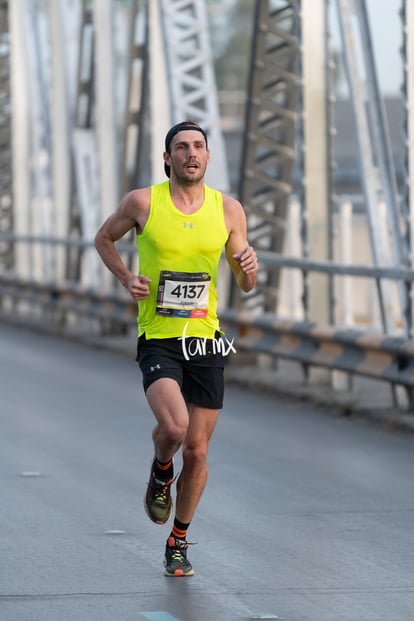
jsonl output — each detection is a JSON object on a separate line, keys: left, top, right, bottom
{"left": 332, "top": 0, "right": 403, "bottom": 95}
{"left": 366, "top": 0, "right": 402, "bottom": 94}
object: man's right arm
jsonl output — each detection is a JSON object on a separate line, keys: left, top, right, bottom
{"left": 94, "top": 188, "right": 151, "bottom": 300}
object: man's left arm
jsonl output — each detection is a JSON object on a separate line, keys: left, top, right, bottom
{"left": 223, "top": 195, "right": 258, "bottom": 293}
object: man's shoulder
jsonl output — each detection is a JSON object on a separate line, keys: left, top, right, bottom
{"left": 221, "top": 192, "right": 243, "bottom": 212}
{"left": 119, "top": 187, "right": 151, "bottom": 233}
{"left": 124, "top": 186, "right": 151, "bottom": 208}
{"left": 203, "top": 185, "right": 238, "bottom": 206}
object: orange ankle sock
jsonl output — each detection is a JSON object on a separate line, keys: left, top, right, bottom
{"left": 171, "top": 518, "right": 190, "bottom": 541}
{"left": 156, "top": 458, "right": 172, "bottom": 470}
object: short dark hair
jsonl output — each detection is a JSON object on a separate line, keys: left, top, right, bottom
{"left": 164, "top": 121, "right": 208, "bottom": 178}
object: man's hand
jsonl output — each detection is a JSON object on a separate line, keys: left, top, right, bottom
{"left": 127, "top": 275, "right": 151, "bottom": 301}
{"left": 233, "top": 245, "right": 258, "bottom": 275}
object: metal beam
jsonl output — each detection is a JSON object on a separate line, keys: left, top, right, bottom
{"left": 121, "top": 0, "right": 149, "bottom": 193}
{"left": 302, "top": 0, "right": 331, "bottom": 327}
{"left": 236, "top": 0, "right": 301, "bottom": 312}
{"left": 0, "top": 0, "right": 13, "bottom": 270}
{"left": 48, "top": 0, "right": 79, "bottom": 281}
{"left": 94, "top": 0, "right": 119, "bottom": 219}
{"left": 24, "top": 3, "right": 54, "bottom": 281}
{"left": 336, "top": 0, "right": 409, "bottom": 335}
{"left": 9, "top": 0, "right": 34, "bottom": 277}
{"left": 149, "top": 0, "right": 170, "bottom": 183}
{"left": 402, "top": 0, "right": 414, "bottom": 335}
{"left": 159, "top": 0, "right": 229, "bottom": 190}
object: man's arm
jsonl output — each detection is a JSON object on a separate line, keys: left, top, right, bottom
{"left": 223, "top": 195, "right": 258, "bottom": 293}
{"left": 94, "top": 188, "right": 151, "bottom": 300}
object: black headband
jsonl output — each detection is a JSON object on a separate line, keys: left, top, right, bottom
{"left": 165, "top": 123, "right": 208, "bottom": 151}
{"left": 164, "top": 123, "right": 208, "bottom": 178}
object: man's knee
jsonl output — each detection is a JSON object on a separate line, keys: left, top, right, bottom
{"left": 159, "top": 418, "right": 188, "bottom": 445}
{"left": 182, "top": 444, "right": 208, "bottom": 469}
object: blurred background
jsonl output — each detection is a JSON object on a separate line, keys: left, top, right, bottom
{"left": 1, "top": 0, "right": 413, "bottom": 403}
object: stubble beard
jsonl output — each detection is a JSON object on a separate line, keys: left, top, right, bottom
{"left": 172, "top": 163, "right": 207, "bottom": 186}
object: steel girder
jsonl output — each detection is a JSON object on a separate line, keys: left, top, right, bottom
{"left": 337, "top": 0, "right": 409, "bottom": 335}
{"left": 122, "top": 0, "right": 148, "bottom": 193}
{"left": 158, "top": 0, "right": 229, "bottom": 191}
{"left": 66, "top": 2, "right": 94, "bottom": 281}
{"left": 402, "top": 0, "right": 414, "bottom": 335}
{"left": 0, "top": 1, "right": 13, "bottom": 270}
{"left": 237, "top": 0, "right": 301, "bottom": 312}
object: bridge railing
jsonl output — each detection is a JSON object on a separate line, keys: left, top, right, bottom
{"left": 1, "top": 234, "right": 414, "bottom": 407}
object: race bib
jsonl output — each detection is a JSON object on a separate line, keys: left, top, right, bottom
{"left": 156, "top": 271, "right": 211, "bottom": 318}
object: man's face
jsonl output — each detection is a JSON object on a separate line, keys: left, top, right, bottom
{"left": 164, "top": 130, "right": 210, "bottom": 184}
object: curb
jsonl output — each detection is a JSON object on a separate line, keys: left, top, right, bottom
{"left": 224, "top": 365, "right": 414, "bottom": 435}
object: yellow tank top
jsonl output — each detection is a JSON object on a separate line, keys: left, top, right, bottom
{"left": 136, "top": 181, "right": 228, "bottom": 339}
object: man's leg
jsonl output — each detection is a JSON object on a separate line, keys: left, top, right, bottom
{"left": 164, "top": 404, "right": 219, "bottom": 576}
{"left": 144, "top": 377, "right": 189, "bottom": 524}
{"left": 146, "top": 377, "right": 189, "bottom": 460}
{"left": 175, "top": 404, "right": 219, "bottom": 523}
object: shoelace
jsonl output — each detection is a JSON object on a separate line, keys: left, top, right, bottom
{"left": 170, "top": 546, "right": 187, "bottom": 563}
{"left": 150, "top": 473, "right": 177, "bottom": 503}
{"left": 151, "top": 479, "right": 171, "bottom": 503}
{"left": 168, "top": 540, "right": 196, "bottom": 562}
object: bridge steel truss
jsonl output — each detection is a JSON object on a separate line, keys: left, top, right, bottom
{"left": 155, "top": 0, "right": 229, "bottom": 190}
{"left": 121, "top": 0, "right": 148, "bottom": 194}
{"left": 235, "top": 0, "right": 301, "bottom": 313}
{"left": 2, "top": 0, "right": 227, "bottom": 286}
{"left": 236, "top": 0, "right": 413, "bottom": 340}
{"left": 122, "top": 0, "right": 230, "bottom": 189}
{"left": 2, "top": 1, "right": 414, "bottom": 404}
{"left": 2, "top": 3, "right": 414, "bottom": 347}
{"left": 336, "top": 0, "right": 410, "bottom": 336}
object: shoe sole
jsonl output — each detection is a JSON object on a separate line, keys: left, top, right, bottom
{"left": 164, "top": 567, "right": 194, "bottom": 577}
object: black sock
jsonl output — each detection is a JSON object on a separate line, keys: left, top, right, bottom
{"left": 153, "top": 457, "right": 173, "bottom": 481}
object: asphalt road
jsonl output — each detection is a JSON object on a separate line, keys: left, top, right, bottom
{"left": 1, "top": 320, "right": 414, "bottom": 621}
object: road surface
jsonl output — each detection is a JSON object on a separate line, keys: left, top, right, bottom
{"left": 1, "top": 321, "right": 414, "bottom": 621}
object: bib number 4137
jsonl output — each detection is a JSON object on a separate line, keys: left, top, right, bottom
{"left": 156, "top": 270, "right": 211, "bottom": 317}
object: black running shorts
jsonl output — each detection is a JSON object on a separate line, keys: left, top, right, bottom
{"left": 136, "top": 333, "right": 225, "bottom": 410}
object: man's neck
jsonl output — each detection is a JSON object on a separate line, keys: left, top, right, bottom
{"left": 169, "top": 179, "right": 205, "bottom": 214}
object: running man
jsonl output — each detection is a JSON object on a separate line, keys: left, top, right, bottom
{"left": 94, "top": 120, "right": 258, "bottom": 576}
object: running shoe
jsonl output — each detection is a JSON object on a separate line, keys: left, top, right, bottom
{"left": 164, "top": 536, "right": 194, "bottom": 577}
{"left": 144, "top": 466, "right": 174, "bottom": 524}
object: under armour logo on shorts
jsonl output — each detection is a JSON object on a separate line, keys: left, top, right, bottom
{"left": 150, "top": 364, "right": 161, "bottom": 372}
